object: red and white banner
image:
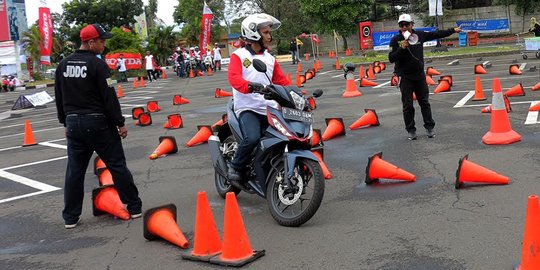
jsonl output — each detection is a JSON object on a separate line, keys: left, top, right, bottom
{"left": 105, "top": 53, "right": 142, "bottom": 70}
{"left": 0, "top": 0, "right": 9, "bottom": 41}
{"left": 199, "top": 1, "right": 213, "bottom": 55}
{"left": 359, "top": 21, "right": 373, "bottom": 50}
{"left": 38, "top": 7, "right": 53, "bottom": 65}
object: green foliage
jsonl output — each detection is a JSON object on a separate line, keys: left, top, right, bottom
{"left": 106, "top": 27, "right": 143, "bottom": 53}
{"left": 145, "top": 0, "right": 158, "bottom": 29}
{"left": 494, "top": 0, "right": 540, "bottom": 15}
{"left": 173, "top": 0, "right": 225, "bottom": 45}
{"left": 147, "top": 26, "right": 179, "bottom": 66}
{"left": 62, "top": 0, "right": 144, "bottom": 30}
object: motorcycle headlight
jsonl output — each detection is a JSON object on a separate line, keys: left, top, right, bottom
{"left": 290, "top": 91, "right": 306, "bottom": 110}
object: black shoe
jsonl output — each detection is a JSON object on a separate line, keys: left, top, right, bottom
{"left": 426, "top": 129, "right": 435, "bottom": 138}
{"left": 408, "top": 131, "right": 417, "bottom": 140}
{"left": 227, "top": 165, "right": 242, "bottom": 182}
{"left": 65, "top": 218, "right": 81, "bottom": 229}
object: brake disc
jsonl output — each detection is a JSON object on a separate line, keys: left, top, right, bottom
{"left": 277, "top": 169, "right": 303, "bottom": 205}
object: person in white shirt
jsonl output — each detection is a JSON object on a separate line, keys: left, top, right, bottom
{"left": 212, "top": 43, "right": 222, "bottom": 71}
{"left": 144, "top": 51, "right": 156, "bottom": 82}
{"left": 117, "top": 54, "right": 127, "bottom": 82}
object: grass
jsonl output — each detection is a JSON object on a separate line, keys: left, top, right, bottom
{"left": 26, "top": 79, "right": 55, "bottom": 87}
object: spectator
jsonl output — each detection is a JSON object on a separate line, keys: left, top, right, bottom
{"left": 1, "top": 76, "right": 8, "bottom": 92}
{"left": 117, "top": 54, "right": 127, "bottom": 82}
{"left": 290, "top": 38, "right": 299, "bottom": 64}
{"left": 144, "top": 51, "right": 157, "bottom": 82}
{"left": 212, "top": 43, "right": 222, "bottom": 71}
{"left": 530, "top": 17, "right": 540, "bottom": 37}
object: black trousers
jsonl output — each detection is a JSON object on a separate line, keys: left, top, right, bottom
{"left": 399, "top": 76, "right": 435, "bottom": 132}
{"left": 63, "top": 114, "right": 142, "bottom": 224}
{"left": 146, "top": 70, "right": 156, "bottom": 81}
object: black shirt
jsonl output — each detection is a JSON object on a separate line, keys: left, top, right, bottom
{"left": 388, "top": 28, "right": 456, "bottom": 80}
{"left": 55, "top": 50, "right": 125, "bottom": 127}
{"left": 530, "top": 23, "right": 540, "bottom": 37}
{"left": 290, "top": 41, "right": 297, "bottom": 52}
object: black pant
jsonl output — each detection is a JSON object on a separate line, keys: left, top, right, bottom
{"left": 119, "top": 71, "right": 127, "bottom": 82}
{"left": 146, "top": 70, "right": 156, "bottom": 82}
{"left": 399, "top": 77, "right": 435, "bottom": 132}
{"left": 230, "top": 111, "right": 268, "bottom": 171}
{"left": 63, "top": 114, "right": 142, "bottom": 224}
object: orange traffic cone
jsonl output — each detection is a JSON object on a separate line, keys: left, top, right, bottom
{"left": 215, "top": 88, "right": 233, "bottom": 98}
{"left": 305, "top": 70, "right": 314, "bottom": 80}
{"left": 97, "top": 169, "right": 114, "bottom": 186}
{"left": 335, "top": 58, "right": 341, "bottom": 70}
{"left": 311, "top": 129, "right": 323, "bottom": 148}
{"left": 22, "top": 119, "right": 37, "bottom": 146}
{"left": 286, "top": 73, "right": 292, "bottom": 85}
{"left": 426, "top": 66, "right": 441, "bottom": 76}
{"left": 144, "top": 204, "right": 189, "bottom": 249}
{"left": 182, "top": 191, "right": 222, "bottom": 262}
{"left": 373, "top": 65, "right": 382, "bottom": 74}
{"left": 133, "top": 77, "right": 138, "bottom": 89}
{"left": 391, "top": 74, "right": 399, "bottom": 86}
{"left": 307, "top": 96, "right": 316, "bottom": 110}
{"left": 367, "top": 65, "right": 376, "bottom": 80}
{"left": 342, "top": 74, "right": 362, "bottom": 98}
{"left": 360, "top": 78, "right": 378, "bottom": 87}
{"left": 92, "top": 186, "right": 130, "bottom": 220}
{"left": 312, "top": 149, "right": 332, "bottom": 179}
{"left": 365, "top": 152, "right": 416, "bottom": 185}
{"left": 481, "top": 105, "right": 492, "bottom": 113}
{"left": 209, "top": 192, "right": 264, "bottom": 267}
{"left": 322, "top": 118, "right": 346, "bottom": 141}
{"left": 359, "top": 65, "right": 366, "bottom": 79}
{"left": 297, "top": 62, "right": 302, "bottom": 73}
{"left": 162, "top": 70, "right": 168, "bottom": 79}
{"left": 189, "top": 69, "right": 195, "bottom": 78}
{"left": 426, "top": 75, "right": 436, "bottom": 86}
{"left": 295, "top": 72, "right": 302, "bottom": 88}
{"left": 482, "top": 78, "right": 521, "bottom": 145}
{"left": 131, "top": 107, "right": 145, "bottom": 119}
{"left": 173, "top": 94, "right": 190, "bottom": 105}
{"left": 440, "top": 75, "right": 453, "bottom": 86}
{"left": 349, "top": 109, "right": 380, "bottom": 130}
{"left": 516, "top": 195, "right": 540, "bottom": 270}
{"left": 379, "top": 62, "right": 386, "bottom": 71}
{"left": 210, "top": 114, "right": 228, "bottom": 130}
{"left": 299, "top": 74, "right": 306, "bottom": 85}
{"left": 163, "top": 114, "right": 183, "bottom": 129}
{"left": 147, "top": 100, "right": 161, "bottom": 112}
{"left": 149, "top": 136, "right": 178, "bottom": 160}
{"left": 509, "top": 64, "right": 522, "bottom": 75}
{"left": 532, "top": 82, "right": 540, "bottom": 91}
{"left": 135, "top": 112, "right": 152, "bottom": 126}
{"left": 529, "top": 102, "right": 540, "bottom": 112}
{"left": 197, "top": 70, "right": 204, "bottom": 77}
{"left": 472, "top": 76, "right": 487, "bottom": 101}
{"left": 187, "top": 126, "right": 213, "bottom": 147}
{"left": 140, "top": 77, "right": 146, "bottom": 87}
{"left": 505, "top": 83, "right": 525, "bottom": 97}
{"left": 116, "top": 85, "right": 124, "bottom": 98}
{"left": 207, "top": 67, "right": 213, "bottom": 76}
{"left": 434, "top": 79, "right": 451, "bottom": 93}
{"left": 94, "top": 156, "right": 106, "bottom": 175}
{"left": 474, "top": 64, "right": 487, "bottom": 74}
{"left": 455, "top": 154, "right": 509, "bottom": 189}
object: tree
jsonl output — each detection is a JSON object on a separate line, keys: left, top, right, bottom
{"left": 106, "top": 27, "right": 143, "bottom": 53}
{"left": 173, "top": 0, "right": 226, "bottom": 45}
{"left": 62, "top": 0, "right": 144, "bottom": 30}
{"left": 494, "top": 0, "right": 540, "bottom": 15}
{"left": 21, "top": 25, "right": 62, "bottom": 77}
{"left": 147, "top": 26, "right": 179, "bottom": 66}
{"left": 145, "top": 0, "right": 159, "bottom": 29}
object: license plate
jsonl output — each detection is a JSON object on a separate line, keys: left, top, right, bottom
{"left": 282, "top": 108, "right": 313, "bottom": 123}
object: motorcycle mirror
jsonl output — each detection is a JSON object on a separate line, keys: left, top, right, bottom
{"left": 312, "top": 89, "right": 323, "bottom": 98}
{"left": 252, "top": 59, "right": 267, "bottom": 73}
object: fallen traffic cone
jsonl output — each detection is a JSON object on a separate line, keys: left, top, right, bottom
{"left": 311, "top": 129, "right": 323, "bottom": 148}
{"left": 140, "top": 77, "right": 146, "bottom": 87}
{"left": 211, "top": 114, "right": 228, "bottom": 130}
{"left": 365, "top": 152, "right": 416, "bottom": 185}
{"left": 455, "top": 154, "right": 509, "bottom": 189}
{"left": 481, "top": 105, "right": 492, "bottom": 113}
{"left": 474, "top": 64, "right": 487, "bottom": 74}
{"left": 434, "top": 79, "right": 451, "bottom": 93}
{"left": 426, "top": 75, "right": 436, "bottom": 86}
{"left": 149, "top": 136, "right": 178, "bottom": 160}
{"left": 173, "top": 94, "right": 190, "bottom": 105}
{"left": 359, "top": 65, "right": 366, "bottom": 79}
{"left": 147, "top": 100, "right": 161, "bottom": 112}
{"left": 97, "top": 169, "right": 114, "bottom": 186}
{"left": 529, "top": 102, "right": 540, "bottom": 112}
{"left": 209, "top": 192, "right": 264, "bottom": 267}
{"left": 349, "top": 109, "right": 380, "bottom": 130}
{"left": 482, "top": 78, "right": 521, "bottom": 145}
{"left": 22, "top": 119, "right": 37, "bottom": 146}
{"left": 133, "top": 77, "right": 138, "bottom": 89}
{"left": 215, "top": 88, "right": 233, "bottom": 98}
{"left": 116, "top": 85, "right": 124, "bottom": 98}
{"left": 366, "top": 65, "right": 376, "bottom": 80}
{"left": 426, "top": 66, "right": 441, "bottom": 76}
{"left": 360, "top": 78, "right": 378, "bottom": 87}
{"left": 207, "top": 67, "right": 213, "bottom": 76}
{"left": 305, "top": 70, "right": 314, "bottom": 80}
{"left": 472, "top": 76, "right": 487, "bottom": 101}
{"left": 342, "top": 74, "right": 362, "bottom": 98}
{"left": 312, "top": 149, "right": 332, "bottom": 179}
{"left": 197, "top": 70, "right": 204, "bottom": 77}
{"left": 286, "top": 73, "right": 292, "bottom": 85}
{"left": 532, "top": 82, "right": 540, "bottom": 91}
{"left": 163, "top": 114, "right": 183, "bottom": 129}
{"left": 515, "top": 195, "right": 540, "bottom": 270}
{"left": 135, "top": 112, "right": 152, "bottom": 126}
{"left": 186, "top": 126, "right": 213, "bottom": 147}
{"left": 335, "top": 58, "right": 341, "bottom": 70}
{"left": 440, "top": 75, "right": 453, "bottom": 86}
{"left": 378, "top": 62, "right": 386, "bottom": 71}
{"left": 92, "top": 185, "right": 130, "bottom": 220}
{"left": 143, "top": 204, "right": 189, "bottom": 249}
{"left": 182, "top": 191, "right": 222, "bottom": 262}
{"left": 481, "top": 94, "right": 512, "bottom": 113}
{"left": 509, "top": 64, "right": 522, "bottom": 75}
{"left": 373, "top": 65, "right": 382, "bottom": 74}
{"left": 505, "top": 83, "right": 525, "bottom": 97}
{"left": 94, "top": 156, "right": 106, "bottom": 175}
{"left": 391, "top": 74, "right": 399, "bottom": 86}
{"left": 131, "top": 107, "right": 145, "bottom": 119}
{"left": 322, "top": 118, "right": 345, "bottom": 141}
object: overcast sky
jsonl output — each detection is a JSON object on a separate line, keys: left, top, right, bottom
{"left": 25, "top": 0, "right": 176, "bottom": 26}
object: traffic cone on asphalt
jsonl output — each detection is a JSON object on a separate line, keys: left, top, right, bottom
{"left": 509, "top": 64, "right": 522, "bottom": 75}
{"left": 207, "top": 67, "right": 213, "bottom": 76}
{"left": 307, "top": 96, "right": 316, "bottom": 110}
{"left": 360, "top": 78, "right": 378, "bottom": 87}
{"left": 299, "top": 74, "right": 306, "bottom": 85}
{"left": 22, "top": 120, "right": 37, "bottom": 147}
{"left": 286, "top": 73, "right": 292, "bottom": 85}
{"left": 312, "top": 149, "right": 332, "bottom": 179}
{"left": 426, "top": 66, "right": 441, "bottom": 76}
{"left": 182, "top": 191, "right": 222, "bottom": 262}
{"left": 147, "top": 100, "right": 161, "bottom": 112}
{"left": 322, "top": 118, "right": 345, "bottom": 141}
{"left": 391, "top": 74, "right": 399, "bottom": 86}
{"left": 209, "top": 192, "right": 264, "bottom": 267}
{"left": 140, "top": 77, "right": 146, "bottom": 87}
{"left": 532, "top": 82, "right": 540, "bottom": 91}
{"left": 342, "top": 74, "right": 362, "bottom": 98}
{"left": 515, "top": 195, "right": 540, "bottom": 270}
{"left": 311, "top": 129, "right": 323, "bottom": 148}
{"left": 367, "top": 65, "right": 376, "bottom": 80}
{"left": 440, "top": 75, "right": 453, "bottom": 86}
{"left": 143, "top": 204, "right": 189, "bottom": 249}
{"left": 295, "top": 72, "right": 302, "bottom": 87}
{"left": 133, "top": 77, "right": 138, "bottom": 89}
{"left": 505, "top": 83, "right": 525, "bottom": 97}
{"left": 197, "top": 70, "right": 204, "bottom": 77}
{"left": 359, "top": 65, "right": 366, "bottom": 79}
{"left": 305, "top": 70, "right": 314, "bottom": 80}
{"left": 189, "top": 69, "right": 194, "bottom": 78}
{"left": 162, "top": 70, "right": 168, "bottom": 79}
{"left": 454, "top": 154, "right": 509, "bottom": 189}
{"left": 211, "top": 114, "right": 228, "bottom": 130}
{"left": 186, "top": 126, "right": 213, "bottom": 147}
{"left": 116, "top": 85, "right": 124, "bottom": 98}
{"left": 149, "top": 136, "right": 178, "bottom": 160}
{"left": 349, "top": 109, "right": 380, "bottom": 130}
{"left": 335, "top": 58, "right": 341, "bottom": 70}
{"left": 135, "top": 112, "right": 152, "bottom": 126}
{"left": 131, "top": 107, "right": 145, "bottom": 119}
{"left": 472, "top": 76, "right": 487, "bottom": 101}
{"left": 163, "top": 114, "right": 183, "bottom": 129}
{"left": 215, "top": 88, "right": 233, "bottom": 98}
{"left": 529, "top": 102, "right": 540, "bottom": 112}
{"left": 373, "top": 65, "right": 382, "bottom": 74}
{"left": 426, "top": 75, "right": 436, "bottom": 86}
{"left": 297, "top": 62, "right": 302, "bottom": 73}
{"left": 173, "top": 94, "right": 190, "bottom": 105}
{"left": 481, "top": 94, "right": 512, "bottom": 113}
{"left": 97, "top": 169, "right": 114, "bottom": 186}
{"left": 94, "top": 156, "right": 106, "bottom": 175}
{"left": 434, "top": 79, "right": 451, "bottom": 93}
{"left": 378, "top": 62, "right": 386, "bottom": 71}
{"left": 92, "top": 186, "right": 130, "bottom": 220}
{"left": 365, "top": 152, "right": 416, "bottom": 185}
{"left": 482, "top": 78, "right": 521, "bottom": 145}
{"left": 474, "top": 64, "right": 488, "bottom": 74}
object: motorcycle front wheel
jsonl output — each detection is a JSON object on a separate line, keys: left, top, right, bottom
{"left": 267, "top": 158, "right": 325, "bottom": 227}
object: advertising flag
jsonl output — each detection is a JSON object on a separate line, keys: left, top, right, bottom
{"left": 199, "top": 1, "right": 213, "bottom": 55}
{"left": 7, "top": 0, "right": 29, "bottom": 41}
{"left": 38, "top": 7, "right": 53, "bottom": 65}
{"left": 0, "top": 0, "right": 9, "bottom": 41}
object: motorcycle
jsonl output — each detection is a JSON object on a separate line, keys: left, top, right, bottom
{"left": 208, "top": 59, "right": 325, "bottom": 227}
{"left": 185, "top": 56, "right": 199, "bottom": 76}
{"left": 203, "top": 54, "right": 214, "bottom": 71}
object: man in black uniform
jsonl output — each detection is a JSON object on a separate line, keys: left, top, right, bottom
{"left": 55, "top": 24, "right": 142, "bottom": 229}
{"left": 389, "top": 14, "right": 461, "bottom": 140}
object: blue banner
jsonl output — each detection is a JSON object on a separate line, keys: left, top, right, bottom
{"left": 372, "top": 27, "right": 436, "bottom": 51}
{"left": 456, "top": 19, "right": 509, "bottom": 33}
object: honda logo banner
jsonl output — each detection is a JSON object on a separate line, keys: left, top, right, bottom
{"left": 105, "top": 53, "right": 143, "bottom": 70}
{"left": 359, "top": 21, "right": 373, "bottom": 50}
{"left": 38, "top": 7, "right": 53, "bottom": 65}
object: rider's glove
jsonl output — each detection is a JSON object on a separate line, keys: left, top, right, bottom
{"left": 248, "top": 82, "right": 265, "bottom": 93}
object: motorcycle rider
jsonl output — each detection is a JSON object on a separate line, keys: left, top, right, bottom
{"left": 226, "top": 13, "right": 291, "bottom": 189}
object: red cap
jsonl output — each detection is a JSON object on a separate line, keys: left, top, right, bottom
{"left": 80, "top": 24, "right": 112, "bottom": 42}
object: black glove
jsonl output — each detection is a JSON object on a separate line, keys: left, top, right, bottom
{"left": 248, "top": 82, "right": 264, "bottom": 93}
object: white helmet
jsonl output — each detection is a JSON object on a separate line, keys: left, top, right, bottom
{"left": 398, "top": 14, "right": 413, "bottom": 23}
{"left": 241, "top": 13, "right": 281, "bottom": 42}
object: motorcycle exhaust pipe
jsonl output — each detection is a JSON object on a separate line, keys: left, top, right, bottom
{"left": 208, "top": 135, "right": 228, "bottom": 178}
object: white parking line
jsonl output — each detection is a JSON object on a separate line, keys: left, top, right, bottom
{"left": 447, "top": 60, "right": 459, "bottom": 65}
{"left": 373, "top": 81, "right": 391, "bottom": 88}
{"left": 0, "top": 118, "right": 57, "bottom": 130}
{"left": 519, "top": 63, "right": 527, "bottom": 70}
{"left": 0, "top": 127, "right": 63, "bottom": 139}
{"left": 453, "top": 91, "right": 475, "bottom": 108}
{"left": 525, "top": 102, "right": 540, "bottom": 125}
{"left": 0, "top": 169, "right": 62, "bottom": 204}
{"left": 38, "top": 142, "right": 67, "bottom": 150}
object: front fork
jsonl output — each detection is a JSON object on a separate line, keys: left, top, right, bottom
{"left": 281, "top": 146, "right": 319, "bottom": 190}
